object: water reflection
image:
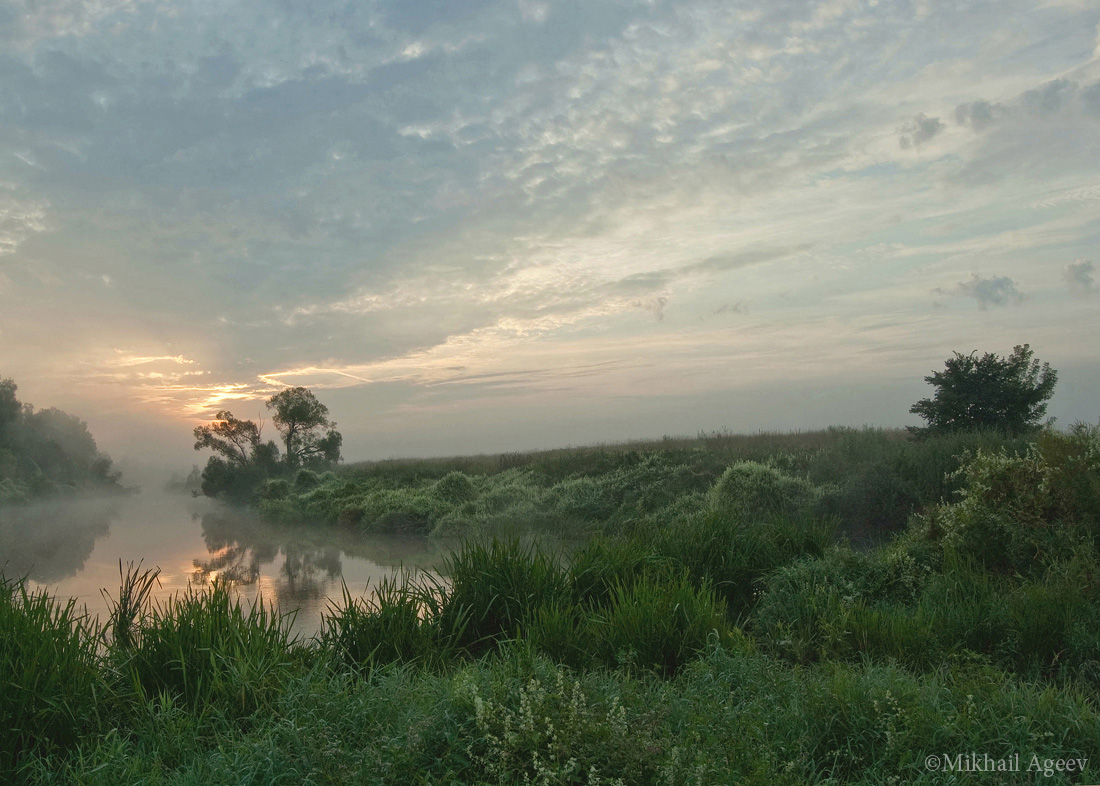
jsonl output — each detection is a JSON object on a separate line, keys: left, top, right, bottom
{"left": 190, "top": 510, "right": 455, "bottom": 630}
{"left": 0, "top": 498, "right": 119, "bottom": 583}
{"left": 3, "top": 492, "right": 456, "bottom": 638}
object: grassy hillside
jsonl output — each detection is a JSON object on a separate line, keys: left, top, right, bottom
{"left": 260, "top": 427, "right": 1031, "bottom": 545}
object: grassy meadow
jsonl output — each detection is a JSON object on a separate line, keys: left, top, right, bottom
{"left": 4, "top": 426, "right": 1100, "bottom": 784}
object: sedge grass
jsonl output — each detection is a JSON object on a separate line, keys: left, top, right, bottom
{"left": 0, "top": 576, "right": 103, "bottom": 777}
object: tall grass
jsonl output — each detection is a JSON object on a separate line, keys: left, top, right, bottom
{"left": 320, "top": 573, "right": 453, "bottom": 669}
{"left": 120, "top": 580, "right": 298, "bottom": 720}
{"left": 0, "top": 576, "right": 102, "bottom": 777}
{"left": 438, "top": 538, "right": 570, "bottom": 655}
{"left": 101, "top": 560, "right": 159, "bottom": 649}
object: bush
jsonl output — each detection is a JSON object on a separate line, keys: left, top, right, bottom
{"left": 710, "top": 461, "right": 817, "bottom": 520}
{"left": 258, "top": 478, "right": 290, "bottom": 500}
{"left": 0, "top": 476, "right": 29, "bottom": 504}
{"left": 910, "top": 426, "right": 1100, "bottom": 575}
{"left": 434, "top": 471, "right": 477, "bottom": 504}
{"left": 292, "top": 468, "right": 322, "bottom": 492}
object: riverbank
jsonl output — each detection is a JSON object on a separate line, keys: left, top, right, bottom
{"left": 5, "top": 424, "right": 1100, "bottom": 783}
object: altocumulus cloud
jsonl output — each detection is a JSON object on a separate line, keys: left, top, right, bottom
{"left": 937, "top": 274, "right": 1026, "bottom": 310}
{"left": 1, "top": 0, "right": 1100, "bottom": 461}
{"left": 1063, "top": 259, "right": 1098, "bottom": 296}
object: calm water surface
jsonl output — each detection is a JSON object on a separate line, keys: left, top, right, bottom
{"left": 0, "top": 491, "right": 453, "bottom": 638}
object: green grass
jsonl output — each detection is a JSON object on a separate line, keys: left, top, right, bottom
{"left": 0, "top": 575, "right": 103, "bottom": 778}
{"left": 7, "top": 424, "right": 1100, "bottom": 783}
{"left": 118, "top": 579, "right": 299, "bottom": 721}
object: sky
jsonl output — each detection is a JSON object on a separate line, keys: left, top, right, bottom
{"left": 1, "top": 0, "right": 1099, "bottom": 469}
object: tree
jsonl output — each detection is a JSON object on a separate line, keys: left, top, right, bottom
{"left": 193, "top": 411, "right": 266, "bottom": 465}
{"left": 0, "top": 378, "right": 20, "bottom": 447}
{"left": 192, "top": 410, "right": 281, "bottom": 500}
{"left": 909, "top": 344, "right": 1057, "bottom": 436}
{"left": 266, "top": 387, "right": 342, "bottom": 468}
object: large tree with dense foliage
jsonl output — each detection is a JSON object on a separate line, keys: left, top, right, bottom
{"left": 266, "top": 387, "right": 342, "bottom": 468}
{"left": 909, "top": 344, "right": 1057, "bottom": 436}
{"left": 192, "top": 411, "right": 281, "bottom": 500}
{"left": 193, "top": 411, "right": 266, "bottom": 466}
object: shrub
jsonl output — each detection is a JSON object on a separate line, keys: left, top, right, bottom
{"left": 710, "top": 461, "right": 816, "bottom": 520}
{"left": 258, "top": 478, "right": 290, "bottom": 500}
{"left": 0, "top": 476, "right": 29, "bottom": 504}
{"left": 434, "top": 471, "right": 477, "bottom": 504}
{"left": 293, "top": 468, "right": 322, "bottom": 492}
{"left": 552, "top": 475, "right": 620, "bottom": 522}
{"left": 910, "top": 426, "right": 1100, "bottom": 575}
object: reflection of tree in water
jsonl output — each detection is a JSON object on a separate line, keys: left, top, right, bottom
{"left": 0, "top": 499, "right": 118, "bottom": 583}
{"left": 193, "top": 511, "right": 448, "bottom": 609}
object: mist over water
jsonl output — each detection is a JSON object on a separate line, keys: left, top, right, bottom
{"left": 0, "top": 490, "right": 450, "bottom": 638}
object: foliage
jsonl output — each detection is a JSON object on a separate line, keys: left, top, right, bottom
{"left": 192, "top": 410, "right": 266, "bottom": 466}
{"left": 320, "top": 574, "right": 452, "bottom": 670}
{"left": 0, "top": 377, "right": 123, "bottom": 502}
{"left": 0, "top": 378, "right": 20, "bottom": 443}
{"left": 908, "top": 424, "right": 1100, "bottom": 574}
{"left": 266, "top": 387, "right": 342, "bottom": 469}
{"left": 13, "top": 421, "right": 1100, "bottom": 783}
{"left": 709, "top": 460, "right": 819, "bottom": 519}
{"left": 910, "top": 344, "right": 1057, "bottom": 436}
{"left": 438, "top": 539, "right": 570, "bottom": 655}
{"left": 192, "top": 388, "right": 341, "bottom": 501}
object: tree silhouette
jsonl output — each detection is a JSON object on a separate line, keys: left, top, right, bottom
{"left": 266, "top": 387, "right": 342, "bottom": 468}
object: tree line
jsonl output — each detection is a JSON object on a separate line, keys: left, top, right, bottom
{"left": 0, "top": 378, "right": 123, "bottom": 504}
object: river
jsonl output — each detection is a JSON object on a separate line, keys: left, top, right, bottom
{"left": 0, "top": 490, "right": 453, "bottom": 639}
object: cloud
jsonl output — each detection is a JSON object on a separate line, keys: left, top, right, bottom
{"left": 1082, "top": 80, "right": 1100, "bottom": 118}
{"left": 1022, "top": 78, "right": 1076, "bottom": 116}
{"left": 1063, "top": 258, "right": 1098, "bottom": 296}
{"left": 954, "top": 100, "right": 1004, "bottom": 130}
{"left": 936, "top": 274, "right": 1026, "bottom": 309}
{"left": 898, "top": 113, "right": 945, "bottom": 149}
{"left": 0, "top": 191, "right": 48, "bottom": 256}
{"left": 632, "top": 296, "right": 668, "bottom": 321}
{"left": 714, "top": 301, "right": 749, "bottom": 315}
{"left": 3, "top": 0, "right": 1100, "bottom": 458}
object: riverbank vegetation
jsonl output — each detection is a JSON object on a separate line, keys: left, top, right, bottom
{"left": 259, "top": 426, "right": 1031, "bottom": 545}
{"left": 5, "top": 422, "right": 1100, "bottom": 783}
{"left": 0, "top": 378, "right": 125, "bottom": 504}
